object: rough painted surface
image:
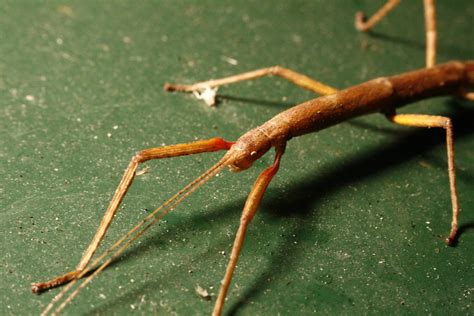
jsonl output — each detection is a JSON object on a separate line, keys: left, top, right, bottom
{"left": 1, "top": 1, "right": 473, "bottom": 315}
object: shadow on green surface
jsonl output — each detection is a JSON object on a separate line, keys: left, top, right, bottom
{"left": 368, "top": 31, "right": 473, "bottom": 62}
{"left": 218, "top": 94, "right": 295, "bottom": 109}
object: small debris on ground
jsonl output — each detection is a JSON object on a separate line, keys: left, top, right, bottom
{"left": 136, "top": 166, "right": 150, "bottom": 176}
{"left": 221, "top": 56, "right": 238, "bottom": 65}
{"left": 195, "top": 285, "right": 212, "bottom": 301}
{"left": 193, "top": 87, "right": 218, "bottom": 106}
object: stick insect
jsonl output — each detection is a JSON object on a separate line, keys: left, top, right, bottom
{"left": 32, "top": 2, "right": 473, "bottom": 316}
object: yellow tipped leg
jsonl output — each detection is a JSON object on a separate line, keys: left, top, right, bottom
{"left": 164, "top": 66, "right": 337, "bottom": 97}
{"left": 385, "top": 112, "right": 459, "bottom": 245}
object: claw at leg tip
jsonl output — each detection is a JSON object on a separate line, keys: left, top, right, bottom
{"left": 444, "top": 236, "right": 456, "bottom": 247}
{"left": 31, "top": 283, "right": 42, "bottom": 294}
{"left": 163, "top": 83, "right": 174, "bottom": 91}
{"left": 355, "top": 12, "right": 367, "bottom": 31}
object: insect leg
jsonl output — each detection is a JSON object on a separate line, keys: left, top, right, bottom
{"left": 385, "top": 112, "right": 459, "bottom": 245}
{"left": 355, "top": 0, "right": 400, "bottom": 32}
{"left": 423, "top": 0, "right": 437, "bottom": 67}
{"left": 32, "top": 137, "right": 234, "bottom": 294}
{"left": 164, "top": 66, "right": 337, "bottom": 97}
{"left": 213, "top": 145, "right": 285, "bottom": 316}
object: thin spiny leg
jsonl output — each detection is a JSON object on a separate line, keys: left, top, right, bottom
{"left": 423, "top": 0, "right": 437, "bottom": 67}
{"left": 355, "top": 0, "right": 400, "bottom": 32}
{"left": 212, "top": 145, "right": 285, "bottom": 316}
{"left": 32, "top": 137, "right": 234, "bottom": 294}
{"left": 164, "top": 66, "right": 337, "bottom": 97}
{"left": 385, "top": 111, "right": 459, "bottom": 245}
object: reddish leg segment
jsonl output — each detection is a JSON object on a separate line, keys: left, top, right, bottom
{"left": 213, "top": 145, "right": 285, "bottom": 316}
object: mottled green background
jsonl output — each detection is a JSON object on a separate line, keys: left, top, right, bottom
{"left": 1, "top": 1, "right": 473, "bottom": 315}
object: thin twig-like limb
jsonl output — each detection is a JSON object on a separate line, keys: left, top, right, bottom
{"left": 164, "top": 66, "right": 338, "bottom": 96}
{"left": 46, "top": 155, "right": 233, "bottom": 316}
{"left": 424, "top": 0, "right": 437, "bottom": 67}
{"left": 32, "top": 138, "right": 234, "bottom": 294}
{"left": 385, "top": 111, "right": 459, "bottom": 245}
{"left": 213, "top": 145, "right": 285, "bottom": 316}
{"left": 355, "top": 0, "right": 400, "bottom": 32}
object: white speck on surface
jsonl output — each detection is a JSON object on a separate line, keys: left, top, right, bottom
{"left": 107, "top": 132, "right": 112, "bottom": 138}
{"left": 193, "top": 87, "right": 218, "bottom": 106}
{"left": 99, "top": 293, "right": 106, "bottom": 299}
{"left": 136, "top": 166, "right": 150, "bottom": 176}
{"left": 195, "top": 285, "right": 212, "bottom": 301}
{"left": 113, "top": 125, "right": 118, "bottom": 130}
{"left": 56, "top": 38, "right": 63, "bottom": 45}
{"left": 221, "top": 56, "right": 238, "bottom": 65}
{"left": 25, "top": 95, "right": 35, "bottom": 102}
{"left": 291, "top": 34, "right": 303, "bottom": 44}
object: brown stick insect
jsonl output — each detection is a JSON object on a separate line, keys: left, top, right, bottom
{"left": 32, "top": 2, "right": 473, "bottom": 316}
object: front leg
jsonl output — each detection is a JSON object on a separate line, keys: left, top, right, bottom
{"left": 213, "top": 145, "right": 285, "bottom": 316}
{"left": 32, "top": 138, "right": 234, "bottom": 294}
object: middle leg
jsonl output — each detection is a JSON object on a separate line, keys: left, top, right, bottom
{"left": 385, "top": 111, "right": 460, "bottom": 245}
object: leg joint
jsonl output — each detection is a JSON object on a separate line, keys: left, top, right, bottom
{"left": 133, "top": 151, "right": 146, "bottom": 164}
{"left": 444, "top": 117, "right": 453, "bottom": 130}
{"left": 269, "top": 66, "right": 282, "bottom": 75}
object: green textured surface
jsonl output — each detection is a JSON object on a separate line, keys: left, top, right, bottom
{"left": 1, "top": 1, "right": 473, "bottom": 315}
